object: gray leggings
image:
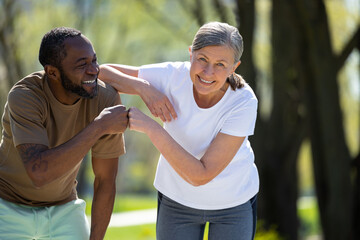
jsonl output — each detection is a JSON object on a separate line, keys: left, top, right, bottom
{"left": 156, "top": 192, "right": 257, "bottom": 240}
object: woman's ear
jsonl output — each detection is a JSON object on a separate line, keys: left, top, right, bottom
{"left": 188, "top": 46, "right": 193, "bottom": 60}
{"left": 232, "top": 60, "right": 241, "bottom": 73}
{"left": 44, "top": 65, "right": 60, "bottom": 81}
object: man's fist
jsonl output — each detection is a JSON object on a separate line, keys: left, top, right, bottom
{"left": 95, "top": 105, "right": 128, "bottom": 134}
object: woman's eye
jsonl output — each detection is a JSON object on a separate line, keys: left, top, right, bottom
{"left": 216, "top": 63, "right": 225, "bottom": 67}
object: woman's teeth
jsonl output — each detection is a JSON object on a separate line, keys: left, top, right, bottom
{"left": 200, "top": 77, "right": 213, "bottom": 84}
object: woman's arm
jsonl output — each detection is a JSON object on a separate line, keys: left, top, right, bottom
{"left": 99, "top": 64, "right": 177, "bottom": 122}
{"left": 128, "top": 107, "right": 245, "bottom": 186}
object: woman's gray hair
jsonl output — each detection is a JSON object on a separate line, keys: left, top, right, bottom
{"left": 191, "top": 22, "right": 246, "bottom": 90}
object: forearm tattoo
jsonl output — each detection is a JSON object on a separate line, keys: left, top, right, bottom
{"left": 17, "top": 144, "right": 49, "bottom": 172}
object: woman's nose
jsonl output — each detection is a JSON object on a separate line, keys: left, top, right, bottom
{"left": 203, "top": 64, "right": 214, "bottom": 76}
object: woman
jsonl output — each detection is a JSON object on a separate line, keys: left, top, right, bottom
{"left": 99, "top": 22, "right": 258, "bottom": 240}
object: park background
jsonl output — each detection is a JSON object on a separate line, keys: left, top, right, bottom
{"left": 0, "top": 0, "right": 359, "bottom": 239}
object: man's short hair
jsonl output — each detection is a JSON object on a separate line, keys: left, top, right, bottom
{"left": 38, "top": 27, "right": 82, "bottom": 68}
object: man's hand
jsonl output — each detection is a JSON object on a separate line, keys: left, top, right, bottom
{"left": 94, "top": 105, "right": 128, "bottom": 134}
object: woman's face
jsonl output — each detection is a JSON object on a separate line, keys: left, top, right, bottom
{"left": 189, "top": 45, "right": 240, "bottom": 98}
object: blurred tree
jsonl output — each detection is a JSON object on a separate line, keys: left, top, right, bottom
{"left": 0, "top": 0, "right": 23, "bottom": 91}
{"left": 288, "top": 1, "right": 359, "bottom": 239}
{"left": 254, "top": 1, "right": 306, "bottom": 239}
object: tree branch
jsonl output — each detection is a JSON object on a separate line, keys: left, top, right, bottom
{"left": 135, "top": 0, "right": 193, "bottom": 43}
{"left": 212, "top": 0, "right": 228, "bottom": 23}
{"left": 335, "top": 25, "right": 360, "bottom": 72}
{"left": 193, "top": 0, "right": 205, "bottom": 26}
{"left": 177, "top": 0, "right": 205, "bottom": 27}
{"left": 352, "top": 153, "right": 360, "bottom": 168}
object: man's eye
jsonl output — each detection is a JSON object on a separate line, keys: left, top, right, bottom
{"left": 199, "top": 57, "right": 207, "bottom": 62}
{"left": 216, "top": 63, "right": 225, "bottom": 67}
{"left": 77, "top": 63, "right": 86, "bottom": 68}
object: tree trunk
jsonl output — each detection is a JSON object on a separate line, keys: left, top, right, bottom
{"left": 353, "top": 154, "right": 360, "bottom": 238}
{"left": 0, "top": 0, "right": 24, "bottom": 88}
{"left": 235, "top": 0, "right": 256, "bottom": 90}
{"left": 235, "top": 1, "right": 304, "bottom": 239}
{"left": 291, "top": 1, "right": 353, "bottom": 239}
{"left": 257, "top": 1, "right": 308, "bottom": 239}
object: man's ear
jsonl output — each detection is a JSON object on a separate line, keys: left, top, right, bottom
{"left": 44, "top": 65, "right": 60, "bottom": 81}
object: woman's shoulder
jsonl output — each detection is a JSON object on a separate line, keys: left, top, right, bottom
{"left": 231, "top": 83, "right": 257, "bottom": 100}
{"left": 226, "top": 83, "right": 258, "bottom": 109}
{"left": 140, "top": 61, "right": 190, "bottom": 82}
{"left": 140, "top": 61, "right": 189, "bottom": 71}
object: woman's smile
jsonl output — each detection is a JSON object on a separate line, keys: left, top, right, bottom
{"left": 198, "top": 75, "right": 215, "bottom": 85}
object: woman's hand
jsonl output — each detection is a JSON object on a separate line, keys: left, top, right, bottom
{"left": 99, "top": 64, "right": 177, "bottom": 123}
{"left": 128, "top": 107, "right": 160, "bottom": 134}
{"left": 139, "top": 84, "right": 177, "bottom": 122}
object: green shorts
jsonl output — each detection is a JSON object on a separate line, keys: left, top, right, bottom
{"left": 0, "top": 197, "right": 90, "bottom": 240}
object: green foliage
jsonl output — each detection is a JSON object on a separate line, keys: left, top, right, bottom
{"left": 298, "top": 197, "right": 321, "bottom": 237}
{"left": 254, "top": 222, "right": 283, "bottom": 240}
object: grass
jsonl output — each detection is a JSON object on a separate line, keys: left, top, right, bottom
{"left": 105, "top": 224, "right": 156, "bottom": 240}
{"left": 298, "top": 197, "right": 321, "bottom": 237}
{"left": 84, "top": 194, "right": 157, "bottom": 215}
{"left": 104, "top": 223, "right": 208, "bottom": 240}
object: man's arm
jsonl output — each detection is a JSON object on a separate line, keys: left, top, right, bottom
{"left": 89, "top": 157, "right": 118, "bottom": 240}
{"left": 16, "top": 105, "right": 128, "bottom": 188}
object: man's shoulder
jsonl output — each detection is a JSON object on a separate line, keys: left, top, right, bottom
{"left": 8, "top": 71, "right": 47, "bottom": 103}
{"left": 95, "top": 80, "right": 121, "bottom": 106}
{"left": 10, "top": 71, "right": 45, "bottom": 93}
{"left": 97, "top": 79, "right": 118, "bottom": 96}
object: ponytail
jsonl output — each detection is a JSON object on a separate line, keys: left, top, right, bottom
{"left": 227, "top": 72, "right": 245, "bottom": 90}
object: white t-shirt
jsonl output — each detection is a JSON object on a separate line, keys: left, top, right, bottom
{"left": 139, "top": 61, "right": 259, "bottom": 210}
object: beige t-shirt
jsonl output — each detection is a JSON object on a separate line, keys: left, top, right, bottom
{"left": 0, "top": 71, "right": 125, "bottom": 206}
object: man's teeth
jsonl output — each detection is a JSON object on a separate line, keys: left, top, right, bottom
{"left": 200, "top": 77, "right": 213, "bottom": 84}
{"left": 82, "top": 80, "right": 96, "bottom": 84}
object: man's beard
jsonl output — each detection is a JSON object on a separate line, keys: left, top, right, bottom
{"left": 60, "top": 70, "right": 98, "bottom": 99}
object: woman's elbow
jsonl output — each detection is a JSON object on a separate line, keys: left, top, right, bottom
{"left": 187, "top": 175, "right": 213, "bottom": 186}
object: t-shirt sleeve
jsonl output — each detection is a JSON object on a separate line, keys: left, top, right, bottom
{"left": 7, "top": 88, "right": 49, "bottom": 147}
{"left": 220, "top": 91, "right": 258, "bottom": 137}
{"left": 91, "top": 87, "right": 125, "bottom": 159}
{"left": 138, "top": 62, "right": 181, "bottom": 93}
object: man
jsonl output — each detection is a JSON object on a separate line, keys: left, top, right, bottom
{"left": 0, "top": 27, "right": 128, "bottom": 240}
